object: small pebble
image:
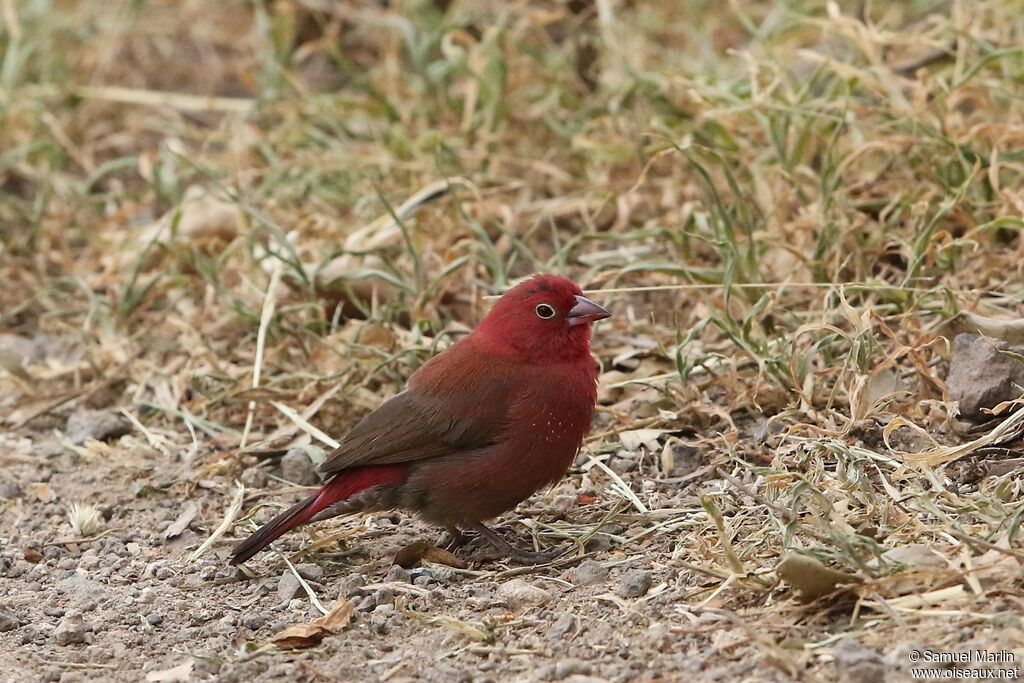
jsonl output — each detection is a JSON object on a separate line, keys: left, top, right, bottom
{"left": 0, "top": 478, "right": 24, "bottom": 500}
{"left": 547, "top": 613, "right": 575, "bottom": 641}
{"left": 617, "top": 569, "right": 652, "bottom": 598}
{"left": 498, "top": 579, "right": 552, "bottom": 609}
{"left": 833, "top": 639, "right": 885, "bottom": 683}
{"left": 242, "top": 612, "right": 267, "bottom": 630}
{"left": 339, "top": 574, "right": 367, "bottom": 597}
{"left": 295, "top": 563, "right": 323, "bottom": 581}
{"left": 0, "top": 604, "right": 20, "bottom": 632}
{"left": 65, "top": 408, "right": 131, "bottom": 445}
{"left": 385, "top": 565, "right": 411, "bottom": 583}
{"left": 277, "top": 571, "right": 303, "bottom": 602}
{"left": 372, "top": 588, "right": 395, "bottom": 607}
{"left": 280, "top": 448, "right": 317, "bottom": 486}
{"left": 54, "top": 612, "right": 88, "bottom": 646}
{"left": 146, "top": 613, "right": 163, "bottom": 626}
{"left": 567, "top": 560, "right": 608, "bottom": 587}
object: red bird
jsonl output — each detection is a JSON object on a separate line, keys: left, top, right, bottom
{"left": 229, "top": 274, "right": 610, "bottom": 565}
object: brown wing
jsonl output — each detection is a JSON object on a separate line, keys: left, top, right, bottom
{"left": 318, "top": 338, "right": 517, "bottom": 475}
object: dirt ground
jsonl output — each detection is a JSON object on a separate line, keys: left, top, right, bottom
{"left": 4, "top": 1, "right": 1024, "bottom": 681}
{"left": 0, "top": 424, "right": 808, "bottom": 683}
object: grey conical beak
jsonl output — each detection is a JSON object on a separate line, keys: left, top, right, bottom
{"left": 567, "top": 295, "right": 611, "bottom": 326}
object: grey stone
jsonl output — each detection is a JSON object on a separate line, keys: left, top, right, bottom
{"left": 0, "top": 604, "right": 20, "bottom": 632}
{"left": 498, "top": 579, "right": 552, "bottom": 609}
{"left": 617, "top": 569, "right": 652, "bottom": 598}
{"left": 947, "top": 334, "right": 1024, "bottom": 420}
{"left": 65, "top": 409, "right": 131, "bottom": 445}
{"left": 583, "top": 533, "right": 615, "bottom": 553}
{"left": 832, "top": 639, "right": 885, "bottom": 683}
{"left": 662, "top": 442, "right": 702, "bottom": 477}
{"left": 0, "top": 478, "right": 24, "bottom": 500}
{"left": 555, "top": 659, "right": 592, "bottom": 678}
{"left": 280, "top": 448, "right": 317, "bottom": 486}
{"left": 567, "top": 560, "right": 608, "bottom": 587}
{"left": 295, "top": 563, "right": 323, "bottom": 581}
{"left": 54, "top": 612, "right": 87, "bottom": 645}
{"left": 547, "top": 612, "right": 576, "bottom": 641}
{"left": 608, "top": 455, "right": 636, "bottom": 473}
{"left": 277, "top": 571, "right": 303, "bottom": 602}
{"left": 372, "top": 587, "right": 394, "bottom": 607}
{"left": 339, "top": 573, "right": 366, "bottom": 597}
{"left": 242, "top": 612, "right": 267, "bottom": 630}
{"left": 385, "top": 564, "right": 411, "bottom": 583}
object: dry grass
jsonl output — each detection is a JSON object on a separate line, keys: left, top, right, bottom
{"left": 3, "top": 0, "right": 1024, "bottom": 679}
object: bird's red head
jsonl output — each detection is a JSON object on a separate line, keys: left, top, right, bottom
{"left": 474, "top": 274, "right": 611, "bottom": 364}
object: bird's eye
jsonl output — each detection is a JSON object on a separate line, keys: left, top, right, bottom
{"left": 535, "top": 303, "right": 556, "bottom": 319}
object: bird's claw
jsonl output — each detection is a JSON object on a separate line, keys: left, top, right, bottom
{"left": 507, "top": 546, "right": 565, "bottom": 565}
{"left": 467, "top": 544, "right": 565, "bottom": 565}
{"left": 461, "top": 522, "right": 568, "bottom": 565}
{"left": 438, "top": 527, "right": 478, "bottom": 551}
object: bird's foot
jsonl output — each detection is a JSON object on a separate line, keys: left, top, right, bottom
{"left": 468, "top": 522, "right": 566, "bottom": 566}
{"left": 438, "top": 526, "right": 478, "bottom": 552}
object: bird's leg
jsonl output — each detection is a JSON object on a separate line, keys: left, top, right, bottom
{"left": 438, "top": 526, "right": 472, "bottom": 551}
{"left": 468, "top": 522, "right": 563, "bottom": 565}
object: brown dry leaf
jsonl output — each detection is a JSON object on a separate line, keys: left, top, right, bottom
{"left": 138, "top": 185, "right": 244, "bottom": 246}
{"left": 163, "top": 502, "right": 198, "bottom": 540}
{"left": 270, "top": 598, "right": 356, "bottom": 650}
{"left": 145, "top": 659, "right": 194, "bottom": 682}
{"left": 310, "top": 254, "right": 403, "bottom": 320}
{"left": 28, "top": 482, "right": 56, "bottom": 503}
{"left": 0, "top": 347, "right": 30, "bottom": 379}
{"left": 393, "top": 541, "right": 468, "bottom": 569}
{"left": 969, "top": 549, "right": 1022, "bottom": 589}
{"left": 776, "top": 553, "right": 863, "bottom": 601}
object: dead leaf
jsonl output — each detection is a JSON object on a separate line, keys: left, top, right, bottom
{"left": 164, "top": 502, "right": 199, "bottom": 540}
{"left": 968, "top": 548, "right": 1022, "bottom": 588}
{"left": 880, "top": 544, "right": 947, "bottom": 569}
{"left": 0, "top": 346, "right": 30, "bottom": 379}
{"left": 29, "top": 482, "right": 56, "bottom": 503}
{"left": 138, "top": 186, "right": 243, "bottom": 247}
{"left": 619, "top": 429, "right": 665, "bottom": 451}
{"left": 270, "top": 598, "right": 356, "bottom": 650}
{"left": 776, "top": 553, "right": 863, "bottom": 601}
{"left": 393, "top": 541, "right": 467, "bottom": 569}
{"left": 145, "top": 659, "right": 193, "bottom": 682}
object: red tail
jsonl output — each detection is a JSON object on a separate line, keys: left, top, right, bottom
{"left": 229, "top": 465, "right": 406, "bottom": 565}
